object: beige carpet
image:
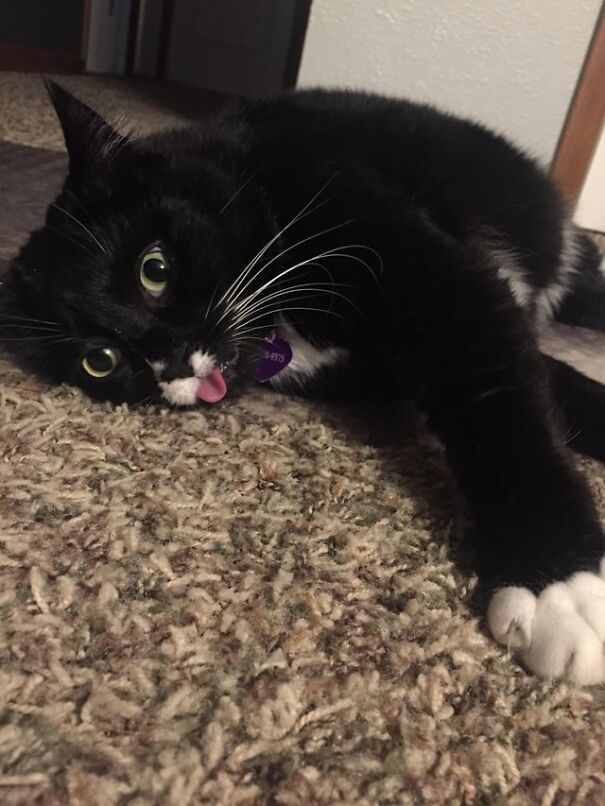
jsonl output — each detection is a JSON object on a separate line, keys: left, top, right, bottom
{"left": 1, "top": 73, "right": 605, "bottom": 805}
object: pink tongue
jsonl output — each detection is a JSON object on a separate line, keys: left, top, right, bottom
{"left": 196, "top": 367, "right": 227, "bottom": 404}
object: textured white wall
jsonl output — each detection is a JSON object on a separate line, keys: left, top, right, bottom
{"left": 298, "top": 0, "right": 601, "bottom": 163}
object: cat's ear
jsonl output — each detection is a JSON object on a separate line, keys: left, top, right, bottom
{"left": 45, "top": 80, "right": 127, "bottom": 191}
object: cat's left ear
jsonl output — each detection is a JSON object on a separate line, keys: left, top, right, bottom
{"left": 45, "top": 80, "right": 128, "bottom": 191}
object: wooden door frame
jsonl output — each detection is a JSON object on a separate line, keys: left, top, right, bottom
{"left": 551, "top": 3, "right": 605, "bottom": 205}
{"left": 283, "top": 0, "right": 312, "bottom": 88}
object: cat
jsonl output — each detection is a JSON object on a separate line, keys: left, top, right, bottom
{"left": 2, "top": 81, "right": 605, "bottom": 684}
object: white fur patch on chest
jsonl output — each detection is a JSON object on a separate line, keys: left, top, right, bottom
{"left": 268, "top": 320, "right": 349, "bottom": 390}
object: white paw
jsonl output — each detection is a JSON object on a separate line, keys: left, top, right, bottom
{"left": 487, "top": 558, "right": 605, "bottom": 684}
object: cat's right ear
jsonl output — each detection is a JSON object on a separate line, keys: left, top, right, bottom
{"left": 45, "top": 79, "right": 128, "bottom": 193}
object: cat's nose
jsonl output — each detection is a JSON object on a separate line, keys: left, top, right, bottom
{"left": 161, "top": 346, "right": 192, "bottom": 382}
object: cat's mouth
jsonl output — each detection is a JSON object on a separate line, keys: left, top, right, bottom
{"left": 196, "top": 365, "right": 227, "bottom": 403}
{"left": 157, "top": 352, "right": 233, "bottom": 407}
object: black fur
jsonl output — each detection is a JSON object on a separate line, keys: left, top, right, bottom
{"left": 2, "top": 82, "right": 604, "bottom": 594}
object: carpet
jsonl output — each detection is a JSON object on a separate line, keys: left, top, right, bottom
{"left": 1, "top": 73, "right": 605, "bottom": 805}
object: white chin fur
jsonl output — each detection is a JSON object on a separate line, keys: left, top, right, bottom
{"left": 159, "top": 376, "right": 199, "bottom": 407}
{"left": 158, "top": 350, "right": 216, "bottom": 406}
{"left": 488, "top": 557, "right": 605, "bottom": 685}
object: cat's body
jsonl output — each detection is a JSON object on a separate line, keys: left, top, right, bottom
{"left": 3, "top": 83, "right": 605, "bottom": 683}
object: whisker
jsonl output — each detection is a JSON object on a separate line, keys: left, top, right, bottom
{"left": 207, "top": 250, "right": 364, "bottom": 338}
{"left": 232, "top": 319, "right": 323, "bottom": 341}
{"left": 36, "top": 337, "right": 75, "bottom": 347}
{"left": 0, "top": 335, "right": 73, "bottom": 343}
{"left": 231, "top": 284, "right": 360, "bottom": 324}
{"left": 232, "top": 279, "right": 357, "bottom": 313}
{"left": 213, "top": 246, "right": 360, "bottom": 324}
{"left": 65, "top": 192, "right": 112, "bottom": 251}
{"left": 0, "top": 323, "right": 63, "bottom": 333}
{"left": 205, "top": 281, "right": 221, "bottom": 321}
{"left": 215, "top": 176, "right": 338, "bottom": 311}
{"left": 0, "top": 312, "right": 63, "bottom": 327}
{"left": 314, "top": 248, "right": 382, "bottom": 285}
{"left": 222, "top": 219, "right": 355, "bottom": 313}
{"left": 230, "top": 301, "right": 348, "bottom": 335}
{"left": 219, "top": 170, "right": 259, "bottom": 215}
{"left": 220, "top": 197, "right": 337, "bottom": 311}
{"left": 210, "top": 219, "right": 350, "bottom": 328}
{"left": 47, "top": 224, "right": 98, "bottom": 260}
{"left": 235, "top": 335, "right": 267, "bottom": 343}
{"left": 225, "top": 246, "right": 375, "bottom": 321}
{"left": 66, "top": 192, "right": 94, "bottom": 221}
{"left": 224, "top": 306, "right": 344, "bottom": 338}
{"left": 52, "top": 203, "right": 107, "bottom": 255}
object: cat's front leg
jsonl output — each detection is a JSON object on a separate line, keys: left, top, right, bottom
{"left": 440, "top": 403, "right": 605, "bottom": 684}
{"left": 402, "top": 240, "right": 605, "bottom": 683}
{"left": 427, "top": 343, "right": 605, "bottom": 682}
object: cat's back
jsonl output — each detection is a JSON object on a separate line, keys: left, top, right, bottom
{"left": 222, "top": 88, "right": 563, "bottom": 254}
{"left": 155, "top": 88, "right": 550, "bottom": 206}
{"left": 225, "top": 89, "right": 553, "bottom": 212}
{"left": 234, "top": 88, "right": 529, "bottom": 172}
{"left": 153, "top": 88, "right": 564, "bottom": 280}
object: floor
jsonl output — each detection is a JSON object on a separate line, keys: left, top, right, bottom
{"left": 1, "top": 72, "right": 605, "bottom": 804}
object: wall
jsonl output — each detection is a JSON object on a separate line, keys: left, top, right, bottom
{"left": 298, "top": 0, "right": 601, "bottom": 163}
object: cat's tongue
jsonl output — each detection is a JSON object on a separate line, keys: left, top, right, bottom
{"left": 196, "top": 367, "right": 227, "bottom": 404}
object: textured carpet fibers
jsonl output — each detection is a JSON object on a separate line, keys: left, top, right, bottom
{"left": 1, "top": 74, "right": 605, "bottom": 805}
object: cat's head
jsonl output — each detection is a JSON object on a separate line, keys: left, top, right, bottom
{"left": 0, "top": 82, "right": 277, "bottom": 406}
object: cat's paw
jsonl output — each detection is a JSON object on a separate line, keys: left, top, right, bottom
{"left": 487, "top": 558, "right": 605, "bottom": 684}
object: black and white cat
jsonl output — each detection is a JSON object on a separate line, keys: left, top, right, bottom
{"left": 3, "top": 82, "right": 605, "bottom": 683}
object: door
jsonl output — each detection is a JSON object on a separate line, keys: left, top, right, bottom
{"left": 552, "top": 7, "right": 605, "bottom": 207}
{"left": 0, "top": 0, "right": 86, "bottom": 72}
{"left": 165, "top": 0, "right": 301, "bottom": 96}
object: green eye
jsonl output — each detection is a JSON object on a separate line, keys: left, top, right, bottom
{"left": 82, "top": 347, "right": 120, "bottom": 378}
{"left": 140, "top": 247, "right": 170, "bottom": 297}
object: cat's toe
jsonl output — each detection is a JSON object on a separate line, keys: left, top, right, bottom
{"left": 488, "top": 568, "right": 605, "bottom": 685}
{"left": 567, "top": 572, "right": 605, "bottom": 640}
{"left": 523, "top": 581, "right": 605, "bottom": 684}
{"left": 487, "top": 587, "right": 536, "bottom": 649}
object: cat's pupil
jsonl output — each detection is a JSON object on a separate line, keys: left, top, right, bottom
{"left": 143, "top": 258, "right": 167, "bottom": 283}
{"left": 87, "top": 348, "right": 115, "bottom": 373}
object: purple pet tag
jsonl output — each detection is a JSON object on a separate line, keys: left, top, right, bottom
{"left": 256, "top": 332, "right": 293, "bottom": 382}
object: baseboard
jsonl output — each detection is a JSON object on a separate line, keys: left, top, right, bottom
{"left": 0, "top": 43, "right": 83, "bottom": 73}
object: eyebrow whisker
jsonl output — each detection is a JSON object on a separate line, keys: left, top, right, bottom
{"left": 0, "top": 311, "right": 63, "bottom": 327}
{"left": 51, "top": 203, "right": 108, "bottom": 255}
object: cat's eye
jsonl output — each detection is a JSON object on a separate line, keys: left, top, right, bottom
{"left": 139, "top": 247, "right": 170, "bottom": 297}
{"left": 82, "top": 347, "right": 120, "bottom": 378}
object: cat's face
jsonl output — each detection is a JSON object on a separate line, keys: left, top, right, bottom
{"left": 1, "top": 83, "right": 276, "bottom": 406}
